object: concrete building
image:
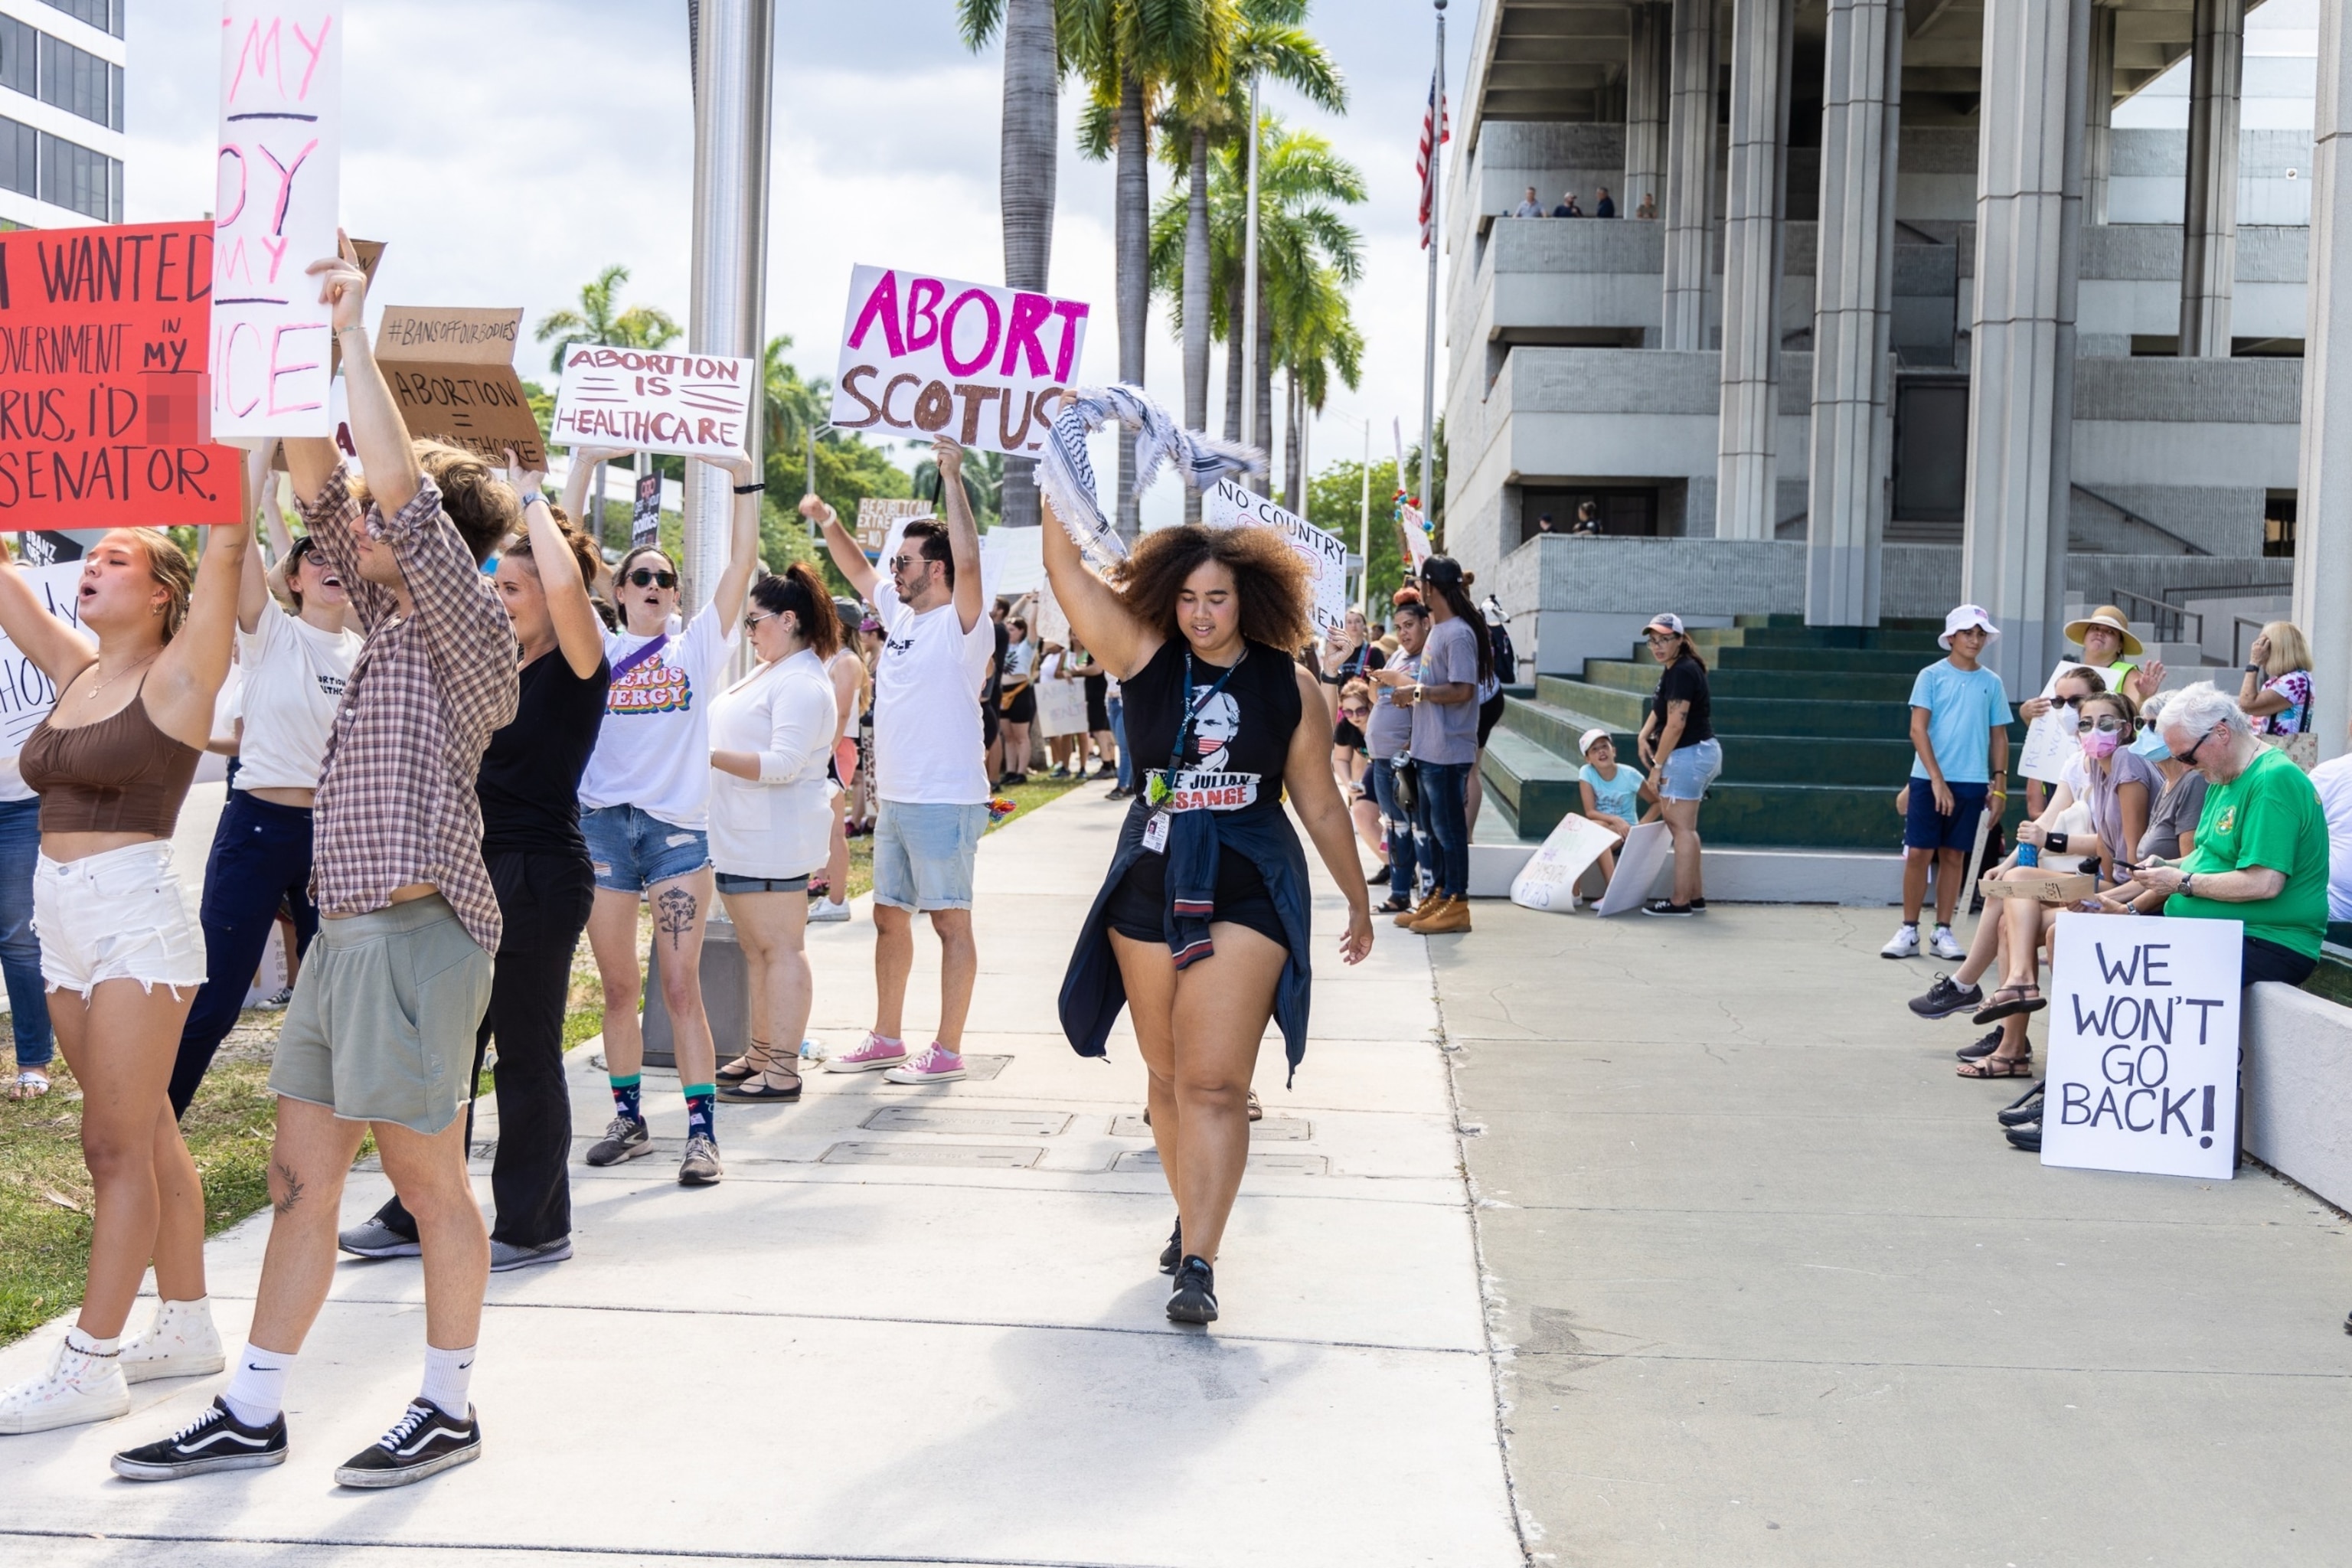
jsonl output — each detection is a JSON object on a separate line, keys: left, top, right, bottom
{"left": 0, "top": 0, "right": 123, "bottom": 230}
{"left": 1443, "top": 0, "right": 2346, "bottom": 743}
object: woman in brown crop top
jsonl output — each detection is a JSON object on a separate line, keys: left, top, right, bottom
{"left": 0, "top": 451, "right": 255, "bottom": 1437}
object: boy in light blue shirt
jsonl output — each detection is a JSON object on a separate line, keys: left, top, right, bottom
{"left": 1887, "top": 605, "right": 2012, "bottom": 961}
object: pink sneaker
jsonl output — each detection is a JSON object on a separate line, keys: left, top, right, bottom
{"left": 824, "top": 1032, "right": 909, "bottom": 1073}
{"left": 882, "top": 1044, "right": 967, "bottom": 1084}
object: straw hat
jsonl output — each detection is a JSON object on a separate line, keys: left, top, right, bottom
{"left": 2062, "top": 605, "right": 2144, "bottom": 658}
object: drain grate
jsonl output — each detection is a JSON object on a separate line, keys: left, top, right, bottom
{"left": 822, "top": 1142, "right": 1043, "bottom": 1168}
{"left": 1112, "top": 1150, "right": 1327, "bottom": 1175}
{"left": 1110, "top": 1113, "right": 1311, "bottom": 1142}
{"left": 862, "top": 1106, "right": 1071, "bottom": 1137}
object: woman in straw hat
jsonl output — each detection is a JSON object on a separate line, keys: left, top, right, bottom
{"left": 2056, "top": 606, "right": 2162, "bottom": 704}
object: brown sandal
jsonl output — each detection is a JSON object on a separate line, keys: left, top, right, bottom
{"left": 1957, "top": 1053, "right": 2034, "bottom": 1079}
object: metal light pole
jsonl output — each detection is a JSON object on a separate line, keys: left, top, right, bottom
{"left": 1240, "top": 72, "right": 1263, "bottom": 449}
{"left": 1419, "top": 0, "right": 1446, "bottom": 541}
{"left": 1357, "top": 416, "right": 1371, "bottom": 615}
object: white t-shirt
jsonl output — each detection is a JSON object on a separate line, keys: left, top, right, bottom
{"left": 1002, "top": 638, "right": 1036, "bottom": 682}
{"left": 872, "top": 577, "right": 992, "bottom": 805}
{"left": 234, "top": 608, "right": 361, "bottom": 792}
{"left": 2309, "top": 753, "right": 2352, "bottom": 923}
{"left": 579, "top": 603, "right": 740, "bottom": 830}
{"left": 707, "top": 648, "right": 837, "bottom": 879}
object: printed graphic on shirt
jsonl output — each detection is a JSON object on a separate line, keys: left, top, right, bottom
{"left": 1169, "top": 690, "right": 1259, "bottom": 810}
{"left": 609, "top": 655, "right": 692, "bottom": 716}
{"left": 317, "top": 673, "right": 346, "bottom": 701}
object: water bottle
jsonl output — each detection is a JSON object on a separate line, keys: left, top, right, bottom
{"left": 2017, "top": 841, "right": 2040, "bottom": 868}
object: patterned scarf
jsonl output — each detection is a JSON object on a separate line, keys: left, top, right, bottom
{"left": 1035, "top": 384, "right": 1265, "bottom": 567}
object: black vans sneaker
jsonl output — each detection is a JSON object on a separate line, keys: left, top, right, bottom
{"left": 1909, "top": 974, "right": 1985, "bottom": 1020}
{"left": 112, "top": 1397, "right": 288, "bottom": 1481}
{"left": 1158, "top": 1218, "right": 1183, "bottom": 1275}
{"left": 333, "top": 1399, "right": 481, "bottom": 1488}
{"left": 1167, "top": 1256, "right": 1218, "bottom": 1324}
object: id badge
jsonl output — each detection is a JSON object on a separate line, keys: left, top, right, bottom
{"left": 1142, "top": 810, "right": 1170, "bottom": 854}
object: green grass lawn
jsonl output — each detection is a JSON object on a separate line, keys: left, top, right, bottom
{"left": 0, "top": 770, "right": 1096, "bottom": 1348}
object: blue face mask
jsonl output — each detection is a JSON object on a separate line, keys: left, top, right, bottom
{"left": 2131, "top": 727, "right": 2171, "bottom": 760}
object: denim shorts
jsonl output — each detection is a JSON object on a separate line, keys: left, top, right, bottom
{"left": 1658, "top": 738, "right": 1723, "bottom": 802}
{"left": 582, "top": 802, "right": 711, "bottom": 893}
{"left": 715, "top": 871, "right": 810, "bottom": 895}
{"left": 872, "top": 800, "right": 987, "bottom": 911}
{"left": 32, "top": 841, "right": 208, "bottom": 998}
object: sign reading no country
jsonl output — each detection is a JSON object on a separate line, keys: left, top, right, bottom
{"left": 831, "top": 264, "right": 1089, "bottom": 458}
{"left": 550, "top": 345, "right": 756, "bottom": 458}
{"left": 1202, "top": 480, "right": 1350, "bottom": 636}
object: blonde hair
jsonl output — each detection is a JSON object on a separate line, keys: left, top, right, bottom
{"left": 2257, "top": 620, "right": 2311, "bottom": 679}
{"left": 109, "top": 528, "right": 192, "bottom": 642}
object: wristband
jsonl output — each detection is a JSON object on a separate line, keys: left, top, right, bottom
{"left": 733, "top": 480, "right": 766, "bottom": 495}
{"left": 518, "top": 491, "right": 544, "bottom": 509}
{"left": 2046, "top": 831, "right": 2069, "bottom": 854}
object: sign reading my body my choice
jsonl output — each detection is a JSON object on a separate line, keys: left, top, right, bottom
{"left": 831, "top": 265, "right": 1089, "bottom": 457}
{"left": 2041, "top": 912, "right": 2243, "bottom": 1180}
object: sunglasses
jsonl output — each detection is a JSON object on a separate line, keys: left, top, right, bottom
{"left": 2050, "top": 694, "right": 2092, "bottom": 709}
{"left": 2172, "top": 728, "right": 2217, "bottom": 767}
{"left": 1340, "top": 706, "right": 1370, "bottom": 720}
{"left": 2084, "top": 716, "right": 2128, "bottom": 734}
{"left": 889, "top": 554, "right": 933, "bottom": 573}
{"left": 627, "top": 567, "right": 678, "bottom": 590}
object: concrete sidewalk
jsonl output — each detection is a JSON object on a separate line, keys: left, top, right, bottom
{"left": 1446, "top": 900, "right": 2352, "bottom": 1566}
{"left": 0, "top": 789, "right": 1521, "bottom": 1566}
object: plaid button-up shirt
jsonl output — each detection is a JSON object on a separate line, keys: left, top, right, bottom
{"left": 302, "top": 464, "right": 518, "bottom": 952}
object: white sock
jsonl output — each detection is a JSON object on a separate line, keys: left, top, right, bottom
{"left": 222, "top": 1343, "right": 296, "bottom": 1426}
{"left": 61, "top": 1325, "right": 119, "bottom": 1378}
{"left": 420, "top": 1344, "right": 475, "bottom": 1418}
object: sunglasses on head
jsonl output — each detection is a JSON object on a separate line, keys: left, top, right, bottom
{"left": 627, "top": 567, "right": 678, "bottom": 589}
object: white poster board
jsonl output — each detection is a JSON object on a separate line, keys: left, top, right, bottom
{"left": 0, "top": 564, "right": 89, "bottom": 760}
{"left": 1202, "top": 481, "right": 1350, "bottom": 636}
{"left": 979, "top": 524, "right": 1043, "bottom": 601}
{"left": 213, "top": 4, "right": 344, "bottom": 438}
{"left": 1510, "top": 812, "right": 1622, "bottom": 913}
{"left": 2017, "top": 659, "right": 2101, "bottom": 784}
{"left": 1593, "top": 820, "right": 1672, "bottom": 916}
{"left": 831, "top": 265, "right": 1089, "bottom": 458}
{"left": 1398, "top": 499, "right": 1432, "bottom": 569}
{"left": 550, "top": 347, "right": 757, "bottom": 458}
{"left": 1035, "top": 655, "right": 1088, "bottom": 737}
{"left": 2040, "top": 912, "right": 2241, "bottom": 1179}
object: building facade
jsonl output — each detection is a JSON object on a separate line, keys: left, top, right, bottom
{"left": 0, "top": 0, "right": 123, "bottom": 230}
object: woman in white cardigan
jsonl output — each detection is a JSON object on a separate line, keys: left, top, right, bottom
{"left": 708, "top": 563, "right": 841, "bottom": 1104}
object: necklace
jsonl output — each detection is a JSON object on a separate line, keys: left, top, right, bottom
{"left": 79, "top": 651, "right": 158, "bottom": 704}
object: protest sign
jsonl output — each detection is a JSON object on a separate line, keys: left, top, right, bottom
{"left": 213, "top": 4, "right": 344, "bottom": 439}
{"left": 0, "top": 224, "right": 243, "bottom": 529}
{"left": 550, "top": 345, "right": 755, "bottom": 458}
{"left": 2041, "top": 912, "right": 2241, "bottom": 1180}
{"left": 632, "top": 469, "right": 662, "bottom": 549}
{"left": 1510, "top": 812, "right": 1622, "bottom": 913}
{"left": 831, "top": 265, "right": 1089, "bottom": 458}
{"left": 857, "top": 496, "right": 933, "bottom": 554}
{"left": 0, "top": 564, "right": 90, "bottom": 760}
{"left": 1037, "top": 656, "right": 1087, "bottom": 738}
{"left": 2017, "top": 659, "right": 2101, "bottom": 784}
{"left": 374, "top": 306, "right": 545, "bottom": 471}
{"left": 1202, "top": 481, "right": 1350, "bottom": 636}
{"left": 1593, "top": 820, "right": 1672, "bottom": 916}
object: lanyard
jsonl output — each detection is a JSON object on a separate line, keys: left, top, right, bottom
{"left": 1145, "top": 646, "right": 1246, "bottom": 807}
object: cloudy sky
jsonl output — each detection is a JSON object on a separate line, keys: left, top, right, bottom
{"left": 126, "top": 2, "right": 1456, "bottom": 521}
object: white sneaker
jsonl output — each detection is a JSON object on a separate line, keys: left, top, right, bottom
{"left": 1880, "top": 924, "right": 1920, "bottom": 959}
{"left": 1927, "top": 926, "right": 1966, "bottom": 961}
{"left": 0, "top": 1338, "right": 131, "bottom": 1434}
{"left": 808, "top": 897, "right": 851, "bottom": 924}
{"left": 119, "top": 1298, "right": 224, "bottom": 1385}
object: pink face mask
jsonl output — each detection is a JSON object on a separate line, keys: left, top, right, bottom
{"left": 2080, "top": 728, "right": 2122, "bottom": 760}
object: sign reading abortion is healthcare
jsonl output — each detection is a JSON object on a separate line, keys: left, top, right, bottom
{"left": 550, "top": 345, "right": 756, "bottom": 459}
{"left": 2040, "top": 912, "right": 2241, "bottom": 1181}
{"left": 831, "top": 265, "right": 1089, "bottom": 459}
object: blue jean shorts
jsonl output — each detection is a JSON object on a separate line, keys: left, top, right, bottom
{"left": 873, "top": 801, "right": 987, "bottom": 912}
{"left": 582, "top": 803, "right": 710, "bottom": 893}
{"left": 1658, "top": 737, "right": 1723, "bottom": 802}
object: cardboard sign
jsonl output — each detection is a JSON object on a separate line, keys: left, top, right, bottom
{"left": 2040, "top": 913, "right": 2242, "bottom": 1180}
{"left": 0, "top": 564, "right": 90, "bottom": 759}
{"left": 857, "top": 496, "right": 933, "bottom": 553}
{"left": 1980, "top": 871, "right": 2097, "bottom": 903}
{"left": 1036, "top": 654, "right": 1088, "bottom": 738}
{"left": 632, "top": 469, "right": 662, "bottom": 549}
{"left": 831, "top": 265, "right": 1089, "bottom": 457}
{"left": 213, "top": 4, "right": 344, "bottom": 438}
{"left": 1510, "top": 812, "right": 1622, "bottom": 913}
{"left": 2017, "top": 659, "right": 2100, "bottom": 784}
{"left": 550, "top": 345, "right": 755, "bottom": 458}
{"left": 0, "top": 224, "right": 243, "bottom": 528}
{"left": 1594, "top": 819, "right": 1672, "bottom": 916}
{"left": 1203, "top": 481, "right": 1350, "bottom": 636}
{"left": 374, "top": 306, "right": 544, "bottom": 471}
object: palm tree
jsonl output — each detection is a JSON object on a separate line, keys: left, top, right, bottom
{"left": 534, "top": 263, "right": 681, "bottom": 373}
{"left": 958, "top": 0, "right": 1064, "bottom": 529}
{"left": 913, "top": 446, "right": 1005, "bottom": 529}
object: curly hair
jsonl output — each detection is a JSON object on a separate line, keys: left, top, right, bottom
{"left": 1109, "top": 524, "right": 1312, "bottom": 654}
{"left": 113, "top": 528, "right": 192, "bottom": 642}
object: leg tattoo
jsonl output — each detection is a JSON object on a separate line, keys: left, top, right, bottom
{"left": 271, "top": 1161, "right": 305, "bottom": 1216}
{"left": 655, "top": 886, "right": 698, "bottom": 949}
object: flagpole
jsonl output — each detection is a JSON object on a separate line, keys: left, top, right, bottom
{"left": 1419, "top": 0, "right": 1446, "bottom": 546}
{"left": 1357, "top": 416, "right": 1371, "bottom": 616}
{"left": 1241, "top": 71, "right": 1263, "bottom": 450}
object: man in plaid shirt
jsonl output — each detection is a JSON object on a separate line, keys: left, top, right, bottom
{"left": 113, "top": 239, "right": 520, "bottom": 1491}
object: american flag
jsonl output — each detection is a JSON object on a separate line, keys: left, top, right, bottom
{"left": 1418, "top": 69, "right": 1449, "bottom": 249}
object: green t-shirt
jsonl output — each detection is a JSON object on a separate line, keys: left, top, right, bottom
{"left": 2164, "top": 746, "right": 2330, "bottom": 958}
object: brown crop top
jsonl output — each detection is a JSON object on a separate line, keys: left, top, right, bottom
{"left": 18, "top": 670, "right": 201, "bottom": 837}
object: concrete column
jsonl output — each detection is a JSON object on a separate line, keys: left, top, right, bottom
{"left": 1805, "top": 0, "right": 1904, "bottom": 626}
{"left": 1715, "top": 0, "right": 1795, "bottom": 539}
{"left": 2180, "top": 0, "right": 2246, "bottom": 357}
{"left": 2292, "top": 1, "right": 2352, "bottom": 763}
{"left": 1661, "top": 0, "right": 1719, "bottom": 349}
{"left": 1624, "top": 3, "right": 1668, "bottom": 222}
{"left": 1960, "top": 0, "right": 2089, "bottom": 692}
{"left": 2085, "top": 3, "right": 2115, "bottom": 226}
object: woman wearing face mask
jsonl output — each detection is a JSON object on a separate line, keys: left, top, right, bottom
{"left": 2130, "top": 693, "right": 2206, "bottom": 864}
{"left": 574, "top": 451, "right": 763, "bottom": 1188}
{"left": 707, "top": 564, "right": 841, "bottom": 1104}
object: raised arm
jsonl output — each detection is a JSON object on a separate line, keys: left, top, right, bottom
{"left": 146, "top": 450, "right": 258, "bottom": 747}
{"left": 810, "top": 494, "right": 878, "bottom": 602}
{"left": 559, "top": 445, "right": 632, "bottom": 536}
{"left": 508, "top": 449, "right": 604, "bottom": 678}
{"left": 932, "top": 436, "right": 984, "bottom": 633}
{"left": 700, "top": 448, "right": 764, "bottom": 633}
{"left": 1040, "top": 490, "right": 1158, "bottom": 680}
{"left": 239, "top": 449, "right": 276, "bottom": 635}
{"left": 0, "top": 537, "right": 94, "bottom": 687}
{"left": 311, "top": 232, "right": 421, "bottom": 518}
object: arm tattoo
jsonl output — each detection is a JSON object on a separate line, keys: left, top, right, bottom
{"left": 272, "top": 1161, "right": 305, "bottom": 1217}
{"left": 655, "top": 886, "right": 699, "bottom": 949}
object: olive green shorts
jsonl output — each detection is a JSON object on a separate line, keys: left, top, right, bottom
{"left": 267, "top": 896, "right": 493, "bottom": 1135}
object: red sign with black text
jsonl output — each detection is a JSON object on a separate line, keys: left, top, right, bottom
{"left": 0, "top": 222, "right": 242, "bottom": 528}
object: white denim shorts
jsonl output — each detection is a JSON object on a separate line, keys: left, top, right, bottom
{"left": 32, "top": 841, "right": 208, "bottom": 998}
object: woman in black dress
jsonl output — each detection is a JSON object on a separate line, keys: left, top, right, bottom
{"left": 1045, "top": 501, "right": 1374, "bottom": 1325}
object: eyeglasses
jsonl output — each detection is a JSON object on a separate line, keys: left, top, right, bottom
{"left": 2086, "top": 716, "right": 2128, "bottom": 734}
{"left": 626, "top": 567, "right": 678, "bottom": 589}
{"left": 2172, "top": 728, "right": 2218, "bottom": 767}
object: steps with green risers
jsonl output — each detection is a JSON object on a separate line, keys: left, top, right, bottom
{"left": 1711, "top": 645, "right": 1949, "bottom": 675}
{"left": 1580, "top": 658, "right": 1921, "bottom": 704}
{"left": 1481, "top": 727, "right": 1586, "bottom": 837}
{"left": 1690, "top": 625, "right": 1944, "bottom": 653}
{"left": 1538, "top": 674, "right": 1919, "bottom": 739}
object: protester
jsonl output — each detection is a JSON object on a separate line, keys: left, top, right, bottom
{"left": 168, "top": 514, "right": 359, "bottom": 1120}
{"left": 1886, "top": 605, "right": 2012, "bottom": 960}
{"left": 811, "top": 597, "right": 867, "bottom": 923}
{"left": 2308, "top": 718, "right": 2352, "bottom": 929}
{"left": 340, "top": 457, "right": 612, "bottom": 1276}
{"left": 707, "top": 564, "right": 841, "bottom": 1106}
{"left": 1040, "top": 639, "right": 1085, "bottom": 776}
{"left": 982, "top": 599, "right": 1008, "bottom": 784}
{"left": 998, "top": 615, "right": 1037, "bottom": 786}
{"left": 2059, "top": 605, "right": 2162, "bottom": 704}
{"left": 813, "top": 435, "right": 992, "bottom": 1085}
{"left": 1578, "top": 729, "right": 1651, "bottom": 885}
{"left": 1367, "top": 598, "right": 1426, "bottom": 914}
{"left": 1377, "top": 557, "right": 1488, "bottom": 934}
{"left": 1106, "top": 665, "right": 1134, "bottom": 799}
{"left": 1635, "top": 612, "right": 1720, "bottom": 916}
{"left": 1043, "top": 495, "right": 1374, "bottom": 1327}
{"left": 111, "top": 241, "right": 519, "bottom": 1489}
{"left": 572, "top": 449, "right": 761, "bottom": 1187}
{"left": 2236, "top": 620, "right": 2314, "bottom": 737}
{"left": 1468, "top": 591, "right": 1508, "bottom": 835}
{"left": 0, "top": 461, "right": 252, "bottom": 1438}
{"left": 1334, "top": 678, "right": 1390, "bottom": 880}
{"left": 1079, "top": 639, "right": 1117, "bottom": 777}
{"left": 853, "top": 615, "right": 884, "bottom": 831}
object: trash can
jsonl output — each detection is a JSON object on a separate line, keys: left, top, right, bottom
{"left": 639, "top": 907, "right": 753, "bottom": 1071}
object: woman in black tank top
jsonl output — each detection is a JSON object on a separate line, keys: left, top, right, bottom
{"left": 1043, "top": 495, "right": 1373, "bottom": 1328}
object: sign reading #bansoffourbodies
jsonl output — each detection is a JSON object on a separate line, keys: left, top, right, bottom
{"left": 0, "top": 223, "right": 242, "bottom": 528}
{"left": 2041, "top": 912, "right": 2242, "bottom": 1180}
{"left": 1202, "top": 481, "right": 1350, "bottom": 636}
{"left": 831, "top": 265, "right": 1089, "bottom": 457}
{"left": 213, "top": 4, "right": 343, "bottom": 438}
{"left": 550, "top": 346, "right": 756, "bottom": 458}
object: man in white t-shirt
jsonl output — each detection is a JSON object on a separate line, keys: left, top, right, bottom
{"left": 808, "top": 435, "right": 991, "bottom": 1083}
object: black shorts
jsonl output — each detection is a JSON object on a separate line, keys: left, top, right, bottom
{"left": 1477, "top": 691, "right": 1508, "bottom": 747}
{"left": 981, "top": 697, "right": 1001, "bottom": 744}
{"left": 1002, "top": 684, "right": 1037, "bottom": 724}
{"left": 1107, "top": 896, "right": 1287, "bottom": 955}
{"left": 1086, "top": 695, "right": 1112, "bottom": 733}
